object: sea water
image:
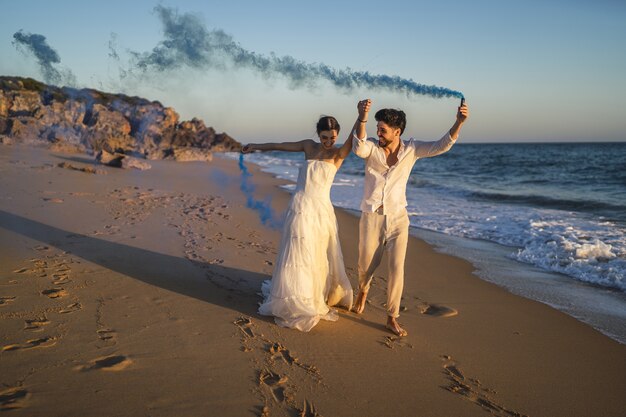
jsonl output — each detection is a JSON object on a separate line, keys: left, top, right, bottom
{"left": 226, "top": 141, "right": 626, "bottom": 342}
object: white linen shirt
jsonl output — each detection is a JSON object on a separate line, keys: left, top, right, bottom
{"left": 352, "top": 131, "right": 457, "bottom": 214}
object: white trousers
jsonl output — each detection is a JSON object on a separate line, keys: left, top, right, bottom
{"left": 358, "top": 209, "right": 410, "bottom": 318}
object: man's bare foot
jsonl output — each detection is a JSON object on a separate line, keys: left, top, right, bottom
{"left": 352, "top": 290, "right": 368, "bottom": 314}
{"left": 386, "top": 316, "right": 408, "bottom": 337}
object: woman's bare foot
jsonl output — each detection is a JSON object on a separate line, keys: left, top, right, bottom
{"left": 386, "top": 316, "right": 408, "bottom": 337}
{"left": 352, "top": 290, "right": 368, "bottom": 314}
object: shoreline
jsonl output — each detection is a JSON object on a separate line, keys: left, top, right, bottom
{"left": 411, "top": 227, "right": 626, "bottom": 344}
{"left": 1, "top": 144, "right": 624, "bottom": 416}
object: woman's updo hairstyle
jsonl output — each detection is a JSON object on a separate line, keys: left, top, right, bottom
{"left": 316, "top": 116, "right": 340, "bottom": 135}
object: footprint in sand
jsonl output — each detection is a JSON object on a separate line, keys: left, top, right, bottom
{"left": 258, "top": 368, "right": 289, "bottom": 403}
{"left": 235, "top": 317, "right": 323, "bottom": 415}
{"left": 52, "top": 273, "right": 71, "bottom": 285}
{"left": 77, "top": 355, "right": 132, "bottom": 372}
{"left": 0, "top": 296, "right": 16, "bottom": 306}
{"left": 299, "top": 400, "right": 323, "bottom": 417}
{"left": 24, "top": 317, "right": 50, "bottom": 332}
{"left": 440, "top": 355, "right": 528, "bottom": 417}
{"left": 269, "top": 342, "right": 297, "bottom": 365}
{"left": 266, "top": 342, "right": 321, "bottom": 379}
{"left": 420, "top": 303, "right": 458, "bottom": 318}
{"left": 380, "top": 336, "right": 414, "bottom": 350}
{"left": 41, "top": 288, "right": 68, "bottom": 298}
{"left": 28, "top": 259, "right": 48, "bottom": 275}
{"left": 54, "top": 264, "right": 72, "bottom": 273}
{"left": 2, "top": 336, "right": 57, "bottom": 352}
{"left": 234, "top": 316, "right": 256, "bottom": 338}
{"left": 97, "top": 328, "right": 116, "bottom": 342}
{"left": 59, "top": 302, "right": 82, "bottom": 314}
{"left": 0, "top": 387, "right": 30, "bottom": 411}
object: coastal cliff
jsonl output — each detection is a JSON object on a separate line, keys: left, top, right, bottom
{"left": 0, "top": 76, "right": 241, "bottom": 161}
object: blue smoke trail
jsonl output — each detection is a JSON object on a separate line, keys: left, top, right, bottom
{"left": 12, "top": 30, "right": 76, "bottom": 87}
{"left": 238, "top": 154, "right": 283, "bottom": 229}
{"left": 126, "top": 5, "right": 463, "bottom": 99}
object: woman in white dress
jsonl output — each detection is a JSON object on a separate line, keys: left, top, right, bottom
{"left": 241, "top": 102, "right": 367, "bottom": 331}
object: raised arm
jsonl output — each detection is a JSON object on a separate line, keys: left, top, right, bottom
{"left": 337, "top": 100, "right": 370, "bottom": 159}
{"left": 351, "top": 99, "right": 374, "bottom": 159}
{"left": 337, "top": 129, "right": 354, "bottom": 160}
{"left": 449, "top": 100, "right": 469, "bottom": 140}
{"left": 413, "top": 101, "right": 469, "bottom": 158}
{"left": 241, "top": 139, "right": 315, "bottom": 154}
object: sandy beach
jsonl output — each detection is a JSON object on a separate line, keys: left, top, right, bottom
{"left": 1, "top": 144, "right": 624, "bottom": 417}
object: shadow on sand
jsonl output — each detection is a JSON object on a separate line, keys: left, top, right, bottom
{"left": 0, "top": 209, "right": 390, "bottom": 333}
{"left": 0, "top": 209, "right": 269, "bottom": 319}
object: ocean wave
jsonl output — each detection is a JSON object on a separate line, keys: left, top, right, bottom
{"left": 514, "top": 219, "right": 625, "bottom": 291}
{"left": 468, "top": 190, "right": 626, "bottom": 219}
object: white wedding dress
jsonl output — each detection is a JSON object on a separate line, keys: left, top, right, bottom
{"left": 259, "top": 159, "right": 353, "bottom": 331}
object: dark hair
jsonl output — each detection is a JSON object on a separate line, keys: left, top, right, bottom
{"left": 375, "top": 109, "right": 406, "bottom": 135}
{"left": 316, "top": 116, "right": 340, "bottom": 135}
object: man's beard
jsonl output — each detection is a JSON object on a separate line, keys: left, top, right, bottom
{"left": 378, "top": 139, "right": 389, "bottom": 148}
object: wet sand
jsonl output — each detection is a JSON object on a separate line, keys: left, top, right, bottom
{"left": 0, "top": 145, "right": 624, "bottom": 416}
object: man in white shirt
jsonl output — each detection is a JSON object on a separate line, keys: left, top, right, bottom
{"left": 352, "top": 99, "right": 469, "bottom": 336}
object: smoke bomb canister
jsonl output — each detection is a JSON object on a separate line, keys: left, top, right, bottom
{"left": 460, "top": 97, "right": 465, "bottom": 107}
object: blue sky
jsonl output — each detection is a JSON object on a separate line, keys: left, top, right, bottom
{"left": 1, "top": 0, "right": 625, "bottom": 143}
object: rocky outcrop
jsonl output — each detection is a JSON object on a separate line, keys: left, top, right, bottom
{"left": 0, "top": 76, "right": 241, "bottom": 162}
{"left": 169, "top": 147, "right": 213, "bottom": 162}
{"left": 96, "top": 150, "right": 152, "bottom": 170}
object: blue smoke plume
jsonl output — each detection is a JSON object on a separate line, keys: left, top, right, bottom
{"left": 12, "top": 30, "right": 76, "bottom": 87}
{"left": 238, "top": 154, "right": 284, "bottom": 229}
{"left": 128, "top": 5, "right": 463, "bottom": 99}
